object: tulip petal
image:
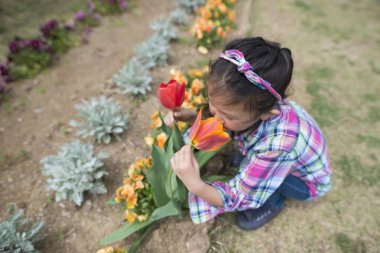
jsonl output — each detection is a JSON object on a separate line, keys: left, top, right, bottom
{"left": 189, "top": 108, "right": 202, "bottom": 139}
{"left": 193, "top": 131, "right": 230, "bottom": 151}
{"left": 157, "top": 80, "right": 185, "bottom": 109}
{"left": 195, "top": 117, "right": 224, "bottom": 138}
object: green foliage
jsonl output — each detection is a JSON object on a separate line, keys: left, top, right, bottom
{"left": 0, "top": 206, "right": 44, "bottom": 253}
{"left": 100, "top": 201, "right": 181, "bottom": 245}
{"left": 91, "top": 0, "right": 128, "bottom": 15}
{"left": 176, "top": 0, "right": 205, "bottom": 13}
{"left": 113, "top": 58, "right": 152, "bottom": 96}
{"left": 101, "top": 116, "right": 222, "bottom": 249}
{"left": 135, "top": 35, "right": 170, "bottom": 69}
{"left": 170, "top": 9, "right": 190, "bottom": 26}
{"left": 150, "top": 18, "right": 178, "bottom": 42}
{"left": 41, "top": 140, "right": 108, "bottom": 206}
{"left": 305, "top": 66, "right": 338, "bottom": 127}
{"left": 70, "top": 96, "right": 129, "bottom": 144}
{"left": 336, "top": 232, "right": 366, "bottom": 253}
{"left": 9, "top": 47, "right": 52, "bottom": 80}
{"left": 45, "top": 27, "right": 78, "bottom": 55}
{"left": 336, "top": 155, "right": 379, "bottom": 186}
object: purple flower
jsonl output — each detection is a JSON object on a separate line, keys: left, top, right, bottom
{"left": 119, "top": 0, "right": 128, "bottom": 10}
{"left": 8, "top": 41, "right": 19, "bottom": 53}
{"left": 0, "top": 64, "right": 10, "bottom": 83}
{"left": 74, "top": 11, "right": 86, "bottom": 22}
{"left": 83, "top": 26, "right": 92, "bottom": 34}
{"left": 29, "top": 39, "right": 44, "bottom": 51}
{"left": 87, "top": 2, "right": 95, "bottom": 13}
{"left": 40, "top": 19, "right": 58, "bottom": 37}
{"left": 108, "top": 0, "right": 115, "bottom": 4}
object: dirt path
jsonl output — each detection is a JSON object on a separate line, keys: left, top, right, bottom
{"left": 0, "top": 0, "right": 205, "bottom": 251}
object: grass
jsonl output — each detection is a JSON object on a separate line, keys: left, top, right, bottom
{"left": 335, "top": 155, "right": 380, "bottom": 187}
{"left": 336, "top": 232, "right": 367, "bottom": 253}
{"left": 357, "top": 134, "right": 380, "bottom": 148}
{"left": 210, "top": 0, "right": 380, "bottom": 251}
{"left": 305, "top": 66, "right": 339, "bottom": 127}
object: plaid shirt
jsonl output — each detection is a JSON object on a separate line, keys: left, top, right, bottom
{"left": 188, "top": 100, "right": 332, "bottom": 224}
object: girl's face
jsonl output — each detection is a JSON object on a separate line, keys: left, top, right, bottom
{"left": 208, "top": 95, "right": 259, "bottom": 132}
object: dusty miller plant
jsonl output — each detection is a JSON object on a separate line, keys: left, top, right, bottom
{"left": 176, "top": 0, "right": 205, "bottom": 13}
{"left": 170, "top": 9, "right": 190, "bottom": 26}
{"left": 135, "top": 35, "right": 170, "bottom": 69}
{"left": 41, "top": 140, "right": 108, "bottom": 206}
{"left": 150, "top": 18, "right": 178, "bottom": 42}
{"left": 70, "top": 96, "right": 129, "bottom": 144}
{"left": 0, "top": 206, "right": 44, "bottom": 253}
{"left": 112, "top": 57, "right": 153, "bottom": 95}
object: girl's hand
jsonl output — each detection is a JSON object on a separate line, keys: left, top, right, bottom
{"left": 164, "top": 107, "right": 198, "bottom": 127}
{"left": 170, "top": 144, "right": 202, "bottom": 192}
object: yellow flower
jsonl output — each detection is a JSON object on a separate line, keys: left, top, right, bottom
{"left": 170, "top": 69, "right": 188, "bottom": 86}
{"left": 97, "top": 246, "right": 114, "bottom": 253}
{"left": 198, "top": 46, "right": 209, "bottom": 55}
{"left": 127, "top": 193, "right": 138, "bottom": 209}
{"left": 125, "top": 210, "right": 138, "bottom": 223}
{"left": 114, "top": 197, "right": 122, "bottom": 203}
{"left": 218, "top": 3, "right": 227, "bottom": 13}
{"left": 134, "top": 180, "right": 144, "bottom": 190}
{"left": 150, "top": 111, "right": 162, "bottom": 129}
{"left": 200, "top": 7, "right": 212, "bottom": 19}
{"left": 188, "top": 68, "right": 204, "bottom": 78}
{"left": 192, "top": 94, "right": 206, "bottom": 106}
{"left": 178, "top": 121, "right": 188, "bottom": 132}
{"left": 182, "top": 101, "right": 196, "bottom": 110}
{"left": 121, "top": 185, "right": 134, "bottom": 199}
{"left": 184, "top": 91, "right": 192, "bottom": 103}
{"left": 116, "top": 186, "right": 123, "bottom": 197}
{"left": 137, "top": 214, "right": 148, "bottom": 222}
{"left": 156, "top": 132, "right": 168, "bottom": 148}
{"left": 144, "top": 134, "right": 155, "bottom": 147}
{"left": 217, "top": 27, "right": 226, "bottom": 38}
{"left": 228, "top": 10, "right": 235, "bottom": 22}
{"left": 209, "top": 0, "right": 222, "bottom": 8}
{"left": 191, "top": 79, "right": 205, "bottom": 95}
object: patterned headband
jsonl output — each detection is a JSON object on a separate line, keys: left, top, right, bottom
{"left": 219, "top": 49, "right": 282, "bottom": 100}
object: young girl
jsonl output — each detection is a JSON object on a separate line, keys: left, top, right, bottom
{"left": 166, "top": 37, "right": 332, "bottom": 230}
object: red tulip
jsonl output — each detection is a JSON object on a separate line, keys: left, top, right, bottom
{"left": 157, "top": 80, "right": 185, "bottom": 109}
{"left": 189, "top": 109, "right": 230, "bottom": 151}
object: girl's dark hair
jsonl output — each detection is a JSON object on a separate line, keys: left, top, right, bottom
{"left": 208, "top": 37, "right": 293, "bottom": 117}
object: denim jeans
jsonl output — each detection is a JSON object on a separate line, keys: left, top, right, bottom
{"left": 263, "top": 174, "right": 310, "bottom": 209}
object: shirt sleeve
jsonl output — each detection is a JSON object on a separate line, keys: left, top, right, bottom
{"left": 188, "top": 150, "right": 293, "bottom": 224}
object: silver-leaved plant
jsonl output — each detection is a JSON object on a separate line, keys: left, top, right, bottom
{"left": 176, "top": 0, "right": 205, "bottom": 13}
{"left": 150, "top": 18, "right": 178, "bottom": 42}
{"left": 70, "top": 96, "right": 129, "bottom": 144}
{"left": 0, "top": 206, "right": 44, "bottom": 253}
{"left": 170, "top": 9, "right": 190, "bottom": 26}
{"left": 135, "top": 35, "right": 170, "bottom": 69}
{"left": 41, "top": 140, "right": 108, "bottom": 206}
{"left": 112, "top": 57, "right": 153, "bottom": 96}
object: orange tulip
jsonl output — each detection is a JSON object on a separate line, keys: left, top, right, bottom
{"left": 157, "top": 80, "right": 185, "bottom": 109}
{"left": 189, "top": 109, "right": 230, "bottom": 151}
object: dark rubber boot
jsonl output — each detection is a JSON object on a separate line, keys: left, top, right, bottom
{"left": 235, "top": 205, "right": 284, "bottom": 231}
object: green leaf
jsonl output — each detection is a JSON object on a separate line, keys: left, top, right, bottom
{"left": 128, "top": 224, "right": 156, "bottom": 253}
{"left": 172, "top": 123, "right": 185, "bottom": 152}
{"left": 100, "top": 201, "right": 181, "bottom": 246}
{"left": 195, "top": 150, "right": 219, "bottom": 168}
{"left": 146, "top": 145, "right": 170, "bottom": 207}
{"left": 158, "top": 112, "right": 171, "bottom": 135}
